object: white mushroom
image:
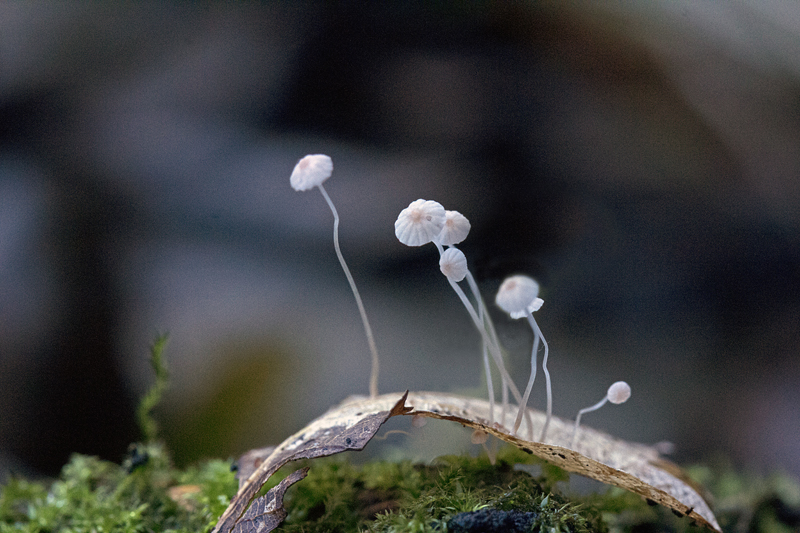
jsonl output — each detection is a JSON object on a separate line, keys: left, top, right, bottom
{"left": 394, "top": 199, "right": 446, "bottom": 247}
{"left": 435, "top": 210, "right": 513, "bottom": 428}
{"left": 290, "top": 154, "right": 334, "bottom": 191}
{"left": 290, "top": 154, "right": 380, "bottom": 398}
{"left": 435, "top": 242, "right": 508, "bottom": 426}
{"left": 439, "top": 247, "right": 468, "bottom": 282}
{"left": 571, "top": 381, "right": 631, "bottom": 448}
{"left": 436, "top": 210, "right": 471, "bottom": 247}
{"left": 495, "top": 275, "right": 552, "bottom": 441}
{"left": 394, "top": 202, "right": 529, "bottom": 432}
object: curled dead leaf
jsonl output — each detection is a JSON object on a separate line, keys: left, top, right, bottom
{"left": 215, "top": 391, "right": 721, "bottom": 533}
{"left": 231, "top": 467, "right": 309, "bottom": 533}
{"left": 214, "top": 392, "right": 411, "bottom": 533}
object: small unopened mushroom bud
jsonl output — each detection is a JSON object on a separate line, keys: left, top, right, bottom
{"left": 606, "top": 381, "right": 631, "bottom": 404}
{"left": 571, "top": 381, "right": 631, "bottom": 448}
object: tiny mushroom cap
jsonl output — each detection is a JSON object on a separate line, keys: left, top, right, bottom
{"left": 470, "top": 429, "right": 488, "bottom": 445}
{"left": 290, "top": 154, "right": 333, "bottom": 191}
{"left": 607, "top": 381, "right": 631, "bottom": 404}
{"left": 394, "top": 199, "right": 447, "bottom": 246}
{"left": 495, "top": 275, "right": 544, "bottom": 319}
{"left": 439, "top": 247, "right": 468, "bottom": 282}
{"left": 437, "top": 210, "right": 471, "bottom": 246}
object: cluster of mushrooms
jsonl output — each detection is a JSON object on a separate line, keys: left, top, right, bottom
{"left": 290, "top": 154, "right": 630, "bottom": 447}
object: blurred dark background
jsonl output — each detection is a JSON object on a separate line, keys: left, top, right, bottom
{"left": 1, "top": 2, "right": 799, "bottom": 479}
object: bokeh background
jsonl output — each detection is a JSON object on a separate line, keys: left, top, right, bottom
{"left": 2, "top": 2, "right": 799, "bottom": 479}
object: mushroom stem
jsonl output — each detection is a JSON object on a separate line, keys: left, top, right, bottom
{"left": 434, "top": 242, "right": 517, "bottom": 429}
{"left": 527, "top": 314, "right": 552, "bottom": 442}
{"left": 512, "top": 331, "right": 540, "bottom": 438}
{"left": 571, "top": 397, "right": 608, "bottom": 449}
{"left": 436, "top": 257, "right": 532, "bottom": 434}
{"left": 317, "top": 183, "right": 380, "bottom": 398}
{"left": 481, "top": 342, "right": 495, "bottom": 425}
{"left": 465, "top": 270, "right": 510, "bottom": 424}
{"left": 571, "top": 381, "right": 630, "bottom": 449}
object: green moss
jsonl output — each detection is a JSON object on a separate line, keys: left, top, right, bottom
{"left": 267, "top": 447, "right": 602, "bottom": 533}
{"left": 3, "top": 337, "right": 799, "bottom": 532}
{"left": 0, "top": 443, "right": 238, "bottom": 533}
{"left": 136, "top": 334, "right": 170, "bottom": 445}
{"left": 3, "top": 444, "right": 800, "bottom": 532}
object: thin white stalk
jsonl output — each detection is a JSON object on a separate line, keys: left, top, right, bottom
{"left": 468, "top": 269, "right": 495, "bottom": 425}
{"left": 317, "top": 183, "right": 380, "bottom": 398}
{"left": 481, "top": 339, "right": 495, "bottom": 425}
{"left": 500, "top": 371, "right": 509, "bottom": 429}
{"left": 527, "top": 315, "right": 552, "bottom": 442}
{"left": 442, "top": 273, "right": 532, "bottom": 435}
{"left": 437, "top": 244, "right": 503, "bottom": 425}
{"left": 513, "top": 331, "right": 540, "bottom": 438}
{"left": 571, "top": 397, "right": 608, "bottom": 448}
{"left": 465, "top": 270, "right": 510, "bottom": 422}
{"left": 433, "top": 242, "right": 531, "bottom": 435}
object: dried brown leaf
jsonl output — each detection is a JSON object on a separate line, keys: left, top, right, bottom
{"left": 234, "top": 446, "right": 276, "bottom": 490}
{"left": 231, "top": 467, "right": 308, "bottom": 533}
{"left": 215, "top": 391, "right": 721, "bottom": 533}
{"left": 213, "top": 392, "right": 411, "bottom": 533}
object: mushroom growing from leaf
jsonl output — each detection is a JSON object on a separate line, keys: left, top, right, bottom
{"left": 571, "top": 381, "right": 631, "bottom": 448}
{"left": 394, "top": 201, "right": 529, "bottom": 432}
{"left": 495, "top": 275, "right": 552, "bottom": 441}
{"left": 290, "top": 154, "right": 380, "bottom": 398}
{"left": 434, "top": 210, "right": 514, "bottom": 427}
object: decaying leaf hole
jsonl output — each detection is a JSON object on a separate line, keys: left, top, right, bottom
{"left": 214, "top": 391, "right": 721, "bottom": 533}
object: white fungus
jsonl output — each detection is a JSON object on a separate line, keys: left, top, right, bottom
{"left": 571, "top": 381, "right": 631, "bottom": 448}
{"left": 290, "top": 154, "right": 380, "bottom": 398}
{"left": 394, "top": 201, "right": 528, "bottom": 432}
{"left": 495, "top": 274, "right": 553, "bottom": 441}
{"left": 607, "top": 381, "right": 632, "bottom": 404}
{"left": 436, "top": 210, "right": 471, "bottom": 246}
{"left": 439, "top": 247, "right": 468, "bottom": 282}
{"left": 436, "top": 210, "right": 514, "bottom": 429}
{"left": 394, "top": 199, "right": 446, "bottom": 247}
{"left": 290, "top": 154, "right": 333, "bottom": 191}
{"left": 496, "top": 276, "right": 544, "bottom": 319}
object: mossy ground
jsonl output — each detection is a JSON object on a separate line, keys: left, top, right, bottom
{"left": 2, "top": 443, "right": 799, "bottom": 533}
{"left": 3, "top": 339, "right": 798, "bottom": 532}
{"left": 0, "top": 442, "right": 236, "bottom": 533}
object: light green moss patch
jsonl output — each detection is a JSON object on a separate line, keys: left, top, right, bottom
{"left": 3, "top": 444, "right": 800, "bottom": 532}
{"left": 0, "top": 443, "right": 237, "bottom": 533}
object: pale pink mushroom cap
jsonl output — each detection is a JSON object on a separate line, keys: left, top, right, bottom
{"left": 607, "top": 381, "right": 631, "bottom": 404}
{"left": 495, "top": 275, "right": 544, "bottom": 319}
{"left": 436, "top": 210, "right": 471, "bottom": 246}
{"left": 290, "top": 154, "right": 333, "bottom": 191}
{"left": 439, "top": 247, "right": 468, "bottom": 282}
{"left": 394, "top": 199, "right": 446, "bottom": 246}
